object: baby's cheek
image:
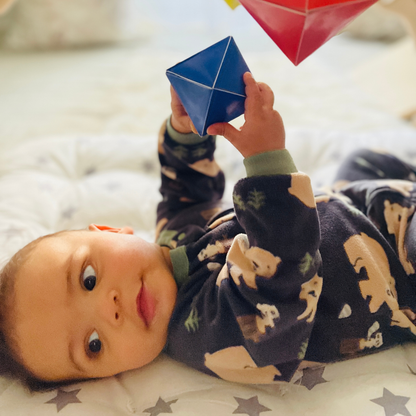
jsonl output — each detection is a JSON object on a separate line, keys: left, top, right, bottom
{"left": 116, "top": 327, "right": 160, "bottom": 370}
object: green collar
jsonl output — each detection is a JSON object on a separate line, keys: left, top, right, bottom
{"left": 169, "top": 246, "right": 190, "bottom": 287}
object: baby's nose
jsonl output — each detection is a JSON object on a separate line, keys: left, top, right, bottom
{"left": 100, "top": 290, "right": 121, "bottom": 325}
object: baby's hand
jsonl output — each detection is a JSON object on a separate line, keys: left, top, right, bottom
{"left": 207, "top": 72, "right": 285, "bottom": 158}
{"left": 170, "top": 86, "right": 198, "bottom": 134}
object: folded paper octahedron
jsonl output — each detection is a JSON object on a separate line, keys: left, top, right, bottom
{"left": 166, "top": 36, "right": 250, "bottom": 137}
{"left": 223, "top": 0, "right": 241, "bottom": 9}
{"left": 238, "top": 0, "right": 378, "bottom": 65}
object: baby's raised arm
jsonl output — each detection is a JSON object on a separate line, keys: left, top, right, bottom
{"left": 169, "top": 86, "right": 198, "bottom": 135}
{"left": 207, "top": 72, "right": 285, "bottom": 158}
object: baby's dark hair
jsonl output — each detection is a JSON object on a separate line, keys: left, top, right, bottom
{"left": 0, "top": 231, "right": 88, "bottom": 392}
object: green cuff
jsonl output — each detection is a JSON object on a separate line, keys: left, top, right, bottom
{"left": 169, "top": 246, "right": 190, "bottom": 287}
{"left": 167, "top": 116, "right": 213, "bottom": 145}
{"left": 243, "top": 149, "right": 298, "bottom": 177}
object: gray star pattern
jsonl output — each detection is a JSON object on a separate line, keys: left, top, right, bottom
{"left": 141, "top": 160, "right": 157, "bottom": 173}
{"left": 233, "top": 396, "right": 271, "bottom": 416}
{"left": 84, "top": 166, "right": 97, "bottom": 175}
{"left": 371, "top": 388, "right": 412, "bottom": 416}
{"left": 300, "top": 366, "right": 328, "bottom": 390}
{"left": 143, "top": 397, "right": 178, "bottom": 416}
{"left": 45, "top": 388, "right": 82, "bottom": 412}
{"left": 61, "top": 206, "right": 77, "bottom": 219}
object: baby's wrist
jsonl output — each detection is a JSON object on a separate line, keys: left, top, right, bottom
{"left": 167, "top": 116, "right": 212, "bottom": 145}
{"left": 244, "top": 149, "right": 297, "bottom": 177}
{"left": 170, "top": 115, "right": 192, "bottom": 135}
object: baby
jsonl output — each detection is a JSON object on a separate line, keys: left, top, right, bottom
{"left": 1, "top": 72, "right": 416, "bottom": 391}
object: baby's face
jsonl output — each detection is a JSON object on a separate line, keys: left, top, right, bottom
{"left": 12, "top": 227, "right": 177, "bottom": 382}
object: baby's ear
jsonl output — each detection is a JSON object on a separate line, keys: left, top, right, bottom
{"left": 88, "top": 224, "right": 134, "bottom": 235}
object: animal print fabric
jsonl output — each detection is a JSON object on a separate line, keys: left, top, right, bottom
{"left": 157, "top": 125, "right": 416, "bottom": 384}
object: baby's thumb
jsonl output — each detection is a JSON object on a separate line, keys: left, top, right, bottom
{"left": 207, "top": 122, "right": 238, "bottom": 140}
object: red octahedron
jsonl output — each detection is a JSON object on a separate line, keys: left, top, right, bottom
{"left": 238, "top": 0, "right": 378, "bottom": 65}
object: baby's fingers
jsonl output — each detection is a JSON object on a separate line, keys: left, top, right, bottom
{"left": 207, "top": 122, "right": 239, "bottom": 141}
{"left": 170, "top": 86, "right": 186, "bottom": 113}
{"left": 170, "top": 86, "right": 180, "bottom": 105}
{"left": 258, "top": 82, "right": 275, "bottom": 108}
{"left": 244, "top": 72, "right": 261, "bottom": 106}
{"left": 243, "top": 72, "right": 274, "bottom": 116}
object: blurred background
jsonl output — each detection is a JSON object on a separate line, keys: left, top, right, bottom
{"left": 0, "top": 0, "right": 414, "bottom": 150}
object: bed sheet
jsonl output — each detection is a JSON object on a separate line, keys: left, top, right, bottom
{"left": 1, "top": 23, "right": 416, "bottom": 415}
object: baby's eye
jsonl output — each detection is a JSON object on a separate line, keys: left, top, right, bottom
{"left": 88, "top": 331, "right": 101, "bottom": 354}
{"left": 82, "top": 265, "right": 96, "bottom": 291}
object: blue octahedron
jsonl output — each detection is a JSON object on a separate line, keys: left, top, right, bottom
{"left": 166, "top": 36, "right": 250, "bottom": 137}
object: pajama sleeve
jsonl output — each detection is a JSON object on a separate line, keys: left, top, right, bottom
{"left": 156, "top": 117, "right": 227, "bottom": 241}
{"left": 167, "top": 149, "right": 323, "bottom": 383}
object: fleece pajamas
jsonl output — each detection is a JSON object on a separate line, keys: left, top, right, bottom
{"left": 157, "top": 120, "right": 416, "bottom": 383}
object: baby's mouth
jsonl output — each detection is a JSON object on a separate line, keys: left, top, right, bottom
{"left": 136, "top": 285, "right": 156, "bottom": 327}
